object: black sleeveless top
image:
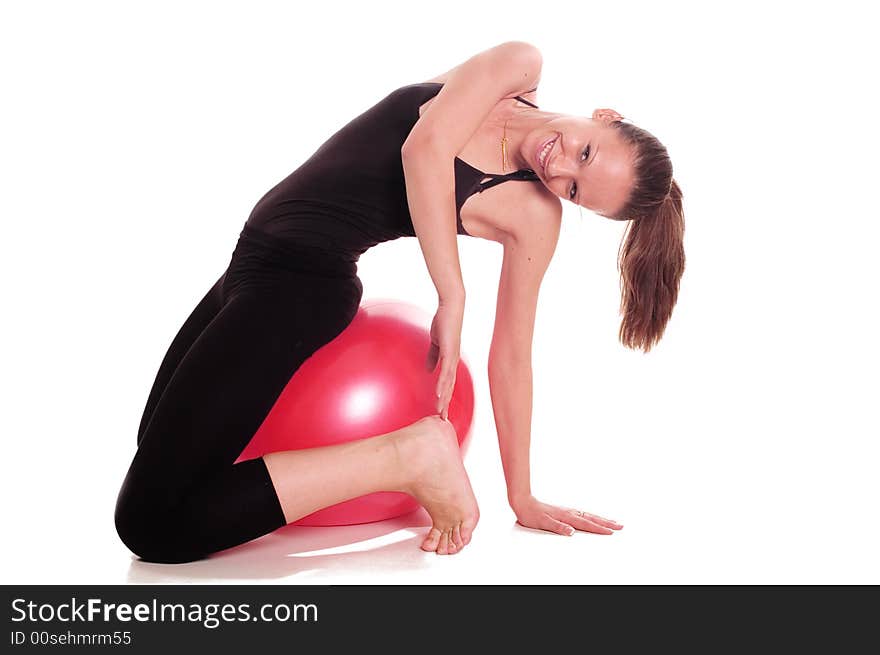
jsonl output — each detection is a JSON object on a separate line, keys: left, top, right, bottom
{"left": 244, "top": 82, "right": 542, "bottom": 259}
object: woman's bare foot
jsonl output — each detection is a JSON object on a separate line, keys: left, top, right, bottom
{"left": 394, "top": 416, "right": 480, "bottom": 555}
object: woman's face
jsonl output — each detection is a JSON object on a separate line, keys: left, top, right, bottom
{"left": 522, "top": 112, "right": 635, "bottom": 218}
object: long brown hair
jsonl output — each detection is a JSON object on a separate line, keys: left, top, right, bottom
{"left": 607, "top": 121, "right": 685, "bottom": 353}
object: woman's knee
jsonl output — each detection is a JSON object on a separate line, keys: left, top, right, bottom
{"left": 114, "top": 489, "right": 207, "bottom": 564}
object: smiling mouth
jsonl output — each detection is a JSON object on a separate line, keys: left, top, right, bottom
{"left": 537, "top": 134, "right": 558, "bottom": 176}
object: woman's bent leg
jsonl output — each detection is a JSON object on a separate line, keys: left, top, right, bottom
{"left": 136, "top": 273, "right": 225, "bottom": 446}
{"left": 117, "top": 263, "right": 479, "bottom": 563}
{"left": 116, "top": 274, "right": 363, "bottom": 564}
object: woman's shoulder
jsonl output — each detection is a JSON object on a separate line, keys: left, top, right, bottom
{"left": 420, "top": 65, "right": 457, "bottom": 85}
{"left": 464, "top": 180, "right": 561, "bottom": 244}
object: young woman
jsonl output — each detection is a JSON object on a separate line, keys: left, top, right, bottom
{"left": 115, "top": 41, "right": 685, "bottom": 563}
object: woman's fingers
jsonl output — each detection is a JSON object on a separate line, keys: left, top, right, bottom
{"left": 439, "top": 353, "right": 458, "bottom": 393}
{"left": 564, "top": 509, "right": 620, "bottom": 535}
{"left": 425, "top": 341, "right": 440, "bottom": 372}
{"left": 568, "top": 509, "right": 622, "bottom": 530}
{"left": 539, "top": 515, "right": 575, "bottom": 536}
{"left": 429, "top": 300, "right": 463, "bottom": 417}
{"left": 582, "top": 512, "right": 623, "bottom": 530}
{"left": 517, "top": 501, "right": 623, "bottom": 537}
{"left": 435, "top": 354, "right": 458, "bottom": 417}
{"left": 571, "top": 515, "right": 614, "bottom": 535}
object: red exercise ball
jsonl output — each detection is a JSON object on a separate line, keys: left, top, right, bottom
{"left": 236, "top": 299, "right": 475, "bottom": 526}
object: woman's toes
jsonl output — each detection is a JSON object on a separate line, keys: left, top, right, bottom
{"left": 461, "top": 520, "right": 476, "bottom": 546}
{"left": 421, "top": 527, "right": 442, "bottom": 552}
{"left": 447, "top": 528, "right": 460, "bottom": 554}
{"left": 437, "top": 530, "right": 449, "bottom": 555}
{"left": 452, "top": 524, "right": 464, "bottom": 550}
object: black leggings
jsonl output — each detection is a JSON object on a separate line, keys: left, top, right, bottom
{"left": 115, "top": 225, "right": 363, "bottom": 563}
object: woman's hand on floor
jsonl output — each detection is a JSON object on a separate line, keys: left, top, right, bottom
{"left": 427, "top": 299, "right": 464, "bottom": 421}
{"left": 511, "top": 494, "right": 623, "bottom": 536}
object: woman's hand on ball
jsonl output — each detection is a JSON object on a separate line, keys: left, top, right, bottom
{"left": 428, "top": 299, "right": 464, "bottom": 421}
{"left": 511, "top": 494, "right": 623, "bottom": 536}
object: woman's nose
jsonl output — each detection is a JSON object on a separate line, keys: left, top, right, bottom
{"left": 551, "top": 151, "right": 577, "bottom": 176}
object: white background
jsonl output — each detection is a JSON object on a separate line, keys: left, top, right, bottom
{"left": 1, "top": 0, "right": 877, "bottom": 584}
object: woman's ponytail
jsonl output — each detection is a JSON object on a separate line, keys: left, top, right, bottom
{"left": 616, "top": 178, "right": 685, "bottom": 353}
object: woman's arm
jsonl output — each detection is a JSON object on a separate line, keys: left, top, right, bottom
{"left": 401, "top": 40, "right": 542, "bottom": 302}
{"left": 488, "top": 197, "right": 624, "bottom": 537}
{"left": 400, "top": 146, "right": 466, "bottom": 303}
{"left": 487, "top": 194, "right": 561, "bottom": 506}
{"left": 401, "top": 41, "right": 542, "bottom": 416}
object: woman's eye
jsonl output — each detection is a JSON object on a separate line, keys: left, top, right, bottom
{"left": 569, "top": 145, "right": 589, "bottom": 200}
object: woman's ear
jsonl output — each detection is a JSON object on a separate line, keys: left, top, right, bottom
{"left": 592, "top": 107, "right": 625, "bottom": 122}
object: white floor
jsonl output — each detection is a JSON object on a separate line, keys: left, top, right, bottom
{"left": 2, "top": 2, "right": 878, "bottom": 585}
{"left": 5, "top": 389, "right": 879, "bottom": 585}
{"left": 9, "top": 491, "right": 880, "bottom": 585}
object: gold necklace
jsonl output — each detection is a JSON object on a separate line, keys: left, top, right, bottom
{"left": 501, "top": 117, "right": 511, "bottom": 172}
